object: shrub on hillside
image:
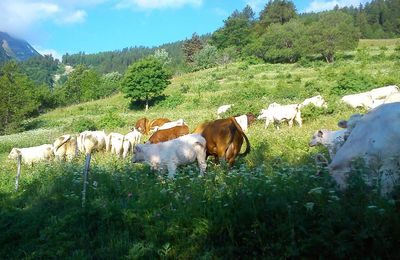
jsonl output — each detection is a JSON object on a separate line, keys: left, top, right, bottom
{"left": 71, "top": 117, "right": 97, "bottom": 133}
{"left": 98, "top": 112, "right": 126, "bottom": 129}
{"left": 158, "top": 94, "right": 185, "bottom": 109}
{"left": 331, "top": 69, "right": 375, "bottom": 96}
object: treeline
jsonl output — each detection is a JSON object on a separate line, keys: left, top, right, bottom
{"left": 60, "top": 0, "right": 400, "bottom": 73}
{"left": 0, "top": 60, "right": 121, "bottom": 134}
{"left": 62, "top": 40, "right": 187, "bottom": 74}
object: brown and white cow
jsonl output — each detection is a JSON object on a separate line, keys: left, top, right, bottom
{"left": 147, "top": 125, "right": 189, "bottom": 144}
{"left": 193, "top": 117, "right": 251, "bottom": 166}
{"left": 135, "top": 117, "right": 171, "bottom": 135}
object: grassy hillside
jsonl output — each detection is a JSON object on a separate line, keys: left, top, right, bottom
{"left": 1, "top": 41, "right": 400, "bottom": 258}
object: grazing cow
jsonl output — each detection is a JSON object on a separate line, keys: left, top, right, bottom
{"left": 106, "top": 133, "right": 125, "bottom": 157}
{"left": 302, "top": 95, "right": 328, "bottom": 108}
{"left": 329, "top": 103, "right": 400, "bottom": 195}
{"left": 258, "top": 104, "right": 302, "bottom": 129}
{"left": 132, "top": 134, "right": 207, "bottom": 178}
{"left": 152, "top": 118, "right": 186, "bottom": 132}
{"left": 341, "top": 92, "right": 373, "bottom": 109}
{"left": 194, "top": 117, "right": 251, "bottom": 166}
{"left": 77, "top": 130, "right": 107, "bottom": 153}
{"left": 8, "top": 144, "right": 54, "bottom": 165}
{"left": 368, "top": 85, "right": 399, "bottom": 100}
{"left": 234, "top": 113, "right": 256, "bottom": 132}
{"left": 217, "top": 104, "right": 232, "bottom": 118}
{"left": 53, "top": 134, "right": 78, "bottom": 161}
{"left": 148, "top": 125, "right": 189, "bottom": 144}
{"left": 123, "top": 128, "right": 142, "bottom": 158}
{"left": 135, "top": 117, "right": 171, "bottom": 135}
{"left": 309, "top": 129, "right": 346, "bottom": 159}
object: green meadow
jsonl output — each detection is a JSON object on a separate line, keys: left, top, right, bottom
{"left": 1, "top": 40, "right": 400, "bottom": 258}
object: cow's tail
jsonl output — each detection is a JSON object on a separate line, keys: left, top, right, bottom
{"left": 230, "top": 117, "right": 251, "bottom": 157}
{"left": 54, "top": 134, "right": 71, "bottom": 152}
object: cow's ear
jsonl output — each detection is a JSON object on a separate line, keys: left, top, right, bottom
{"left": 318, "top": 130, "right": 324, "bottom": 137}
{"left": 338, "top": 120, "right": 348, "bottom": 128}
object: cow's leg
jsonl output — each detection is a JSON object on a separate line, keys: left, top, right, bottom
{"left": 167, "top": 163, "right": 177, "bottom": 179}
{"left": 295, "top": 111, "right": 302, "bottom": 127}
{"left": 288, "top": 119, "right": 294, "bottom": 128}
{"left": 226, "top": 143, "right": 238, "bottom": 167}
{"left": 196, "top": 151, "right": 207, "bottom": 176}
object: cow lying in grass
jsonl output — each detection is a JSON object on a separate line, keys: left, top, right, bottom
{"left": 132, "top": 134, "right": 207, "bottom": 178}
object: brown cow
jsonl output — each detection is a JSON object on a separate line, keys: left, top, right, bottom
{"left": 194, "top": 117, "right": 251, "bottom": 166}
{"left": 135, "top": 117, "right": 171, "bottom": 135}
{"left": 148, "top": 125, "right": 190, "bottom": 144}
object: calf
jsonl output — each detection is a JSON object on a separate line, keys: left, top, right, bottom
{"left": 194, "top": 117, "right": 251, "bottom": 166}
{"left": 78, "top": 130, "right": 107, "bottom": 153}
{"left": 8, "top": 144, "right": 54, "bottom": 165}
{"left": 107, "top": 132, "right": 125, "bottom": 157}
{"left": 217, "top": 104, "right": 232, "bottom": 118}
{"left": 132, "top": 134, "right": 207, "bottom": 178}
{"left": 53, "top": 134, "right": 78, "bottom": 161}
{"left": 148, "top": 125, "right": 189, "bottom": 144}
{"left": 258, "top": 103, "right": 302, "bottom": 129}
{"left": 302, "top": 95, "right": 328, "bottom": 108}
{"left": 123, "top": 128, "right": 142, "bottom": 158}
{"left": 309, "top": 129, "right": 346, "bottom": 159}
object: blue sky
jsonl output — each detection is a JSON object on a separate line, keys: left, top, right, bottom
{"left": 0, "top": 0, "right": 369, "bottom": 59}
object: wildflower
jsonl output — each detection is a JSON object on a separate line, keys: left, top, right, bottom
{"left": 305, "top": 202, "right": 314, "bottom": 211}
{"left": 308, "top": 187, "right": 323, "bottom": 194}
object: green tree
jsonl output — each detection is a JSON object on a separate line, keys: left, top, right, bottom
{"left": 193, "top": 44, "right": 218, "bottom": 70}
{"left": 306, "top": 11, "right": 360, "bottom": 63}
{"left": 258, "top": 19, "right": 306, "bottom": 62}
{"left": 259, "top": 0, "right": 297, "bottom": 27}
{"left": 122, "top": 57, "right": 171, "bottom": 110}
{"left": 211, "top": 5, "right": 254, "bottom": 54}
{"left": 0, "top": 61, "right": 39, "bottom": 134}
{"left": 182, "top": 33, "right": 203, "bottom": 64}
{"left": 60, "top": 65, "right": 101, "bottom": 104}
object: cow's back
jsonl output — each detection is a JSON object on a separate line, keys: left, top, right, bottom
{"left": 148, "top": 125, "right": 189, "bottom": 144}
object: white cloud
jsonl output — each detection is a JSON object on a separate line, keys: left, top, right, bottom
{"left": 305, "top": 0, "right": 369, "bottom": 13}
{"left": 245, "top": 0, "right": 265, "bottom": 13}
{"left": 56, "top": 10, "right": 87, "bottom": 24}
{"left": 33, "top": 45, "right": 63, "bottom": 60}
{"left": 212, "top": 7, "right": 229, "bottom": 17}
{"left": 116, "top": 0, "right": 203, "bottom": 10}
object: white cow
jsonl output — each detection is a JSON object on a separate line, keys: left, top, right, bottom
{"left": 123, "top": 128, "right": 142, "bottom": 158}
{"left": 302, "top": 95, "right": 328, "bottom": 108}
{"left": 309, "top": 129, "right": 346, "bottom": 159}
{"left": 151, "top": 119, "right": 186, "bottom": 132}
{"left": 329, "top": 103, "right": 400, "bottom": 195}
{"left": 341, "top": 92, "right": 374, "bottom": 109}
{"left": 53, "top": 134, "right": 78, "bottom": 161}
{"left": 106, "top": 132, "right": 125, "bottom": 157}
{"left": 257, "top": 104, "right": 302, "bottom": 129}
{"left": 79, "top": 130, "right": 107, "bottom": 154}
{"left": 337, "top": 113, "right": 364, "bottom": 140}
{"left": 217, "top": 104, "right": 232, "bottom": 118}
{"left": 132, "top": 134, "right": 207, "bottom": 179}
{"left": 368, "top": 85, "right": 399, "bottom": 100}
{"left": 8, "top": 144, "right": 54, "bottom": 165}
{"left": 234, "top": 115, "right": 249, "bottom": 132}
{"left": 384, "top": 92, "right": 400, "bottom": 104}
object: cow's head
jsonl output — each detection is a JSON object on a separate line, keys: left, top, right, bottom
{"left": 246, "top": 113, "right": 256, "bottom": 125}
{"left": 8, "top": 148, "right": 21, "bottom": 160}
{"left": 132, "top": 145, "right": 145, "bottom": 163}
{"left": 309, "top": 130, "right": 325, "bottom": 147}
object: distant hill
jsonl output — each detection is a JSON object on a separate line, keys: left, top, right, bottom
{"left": 0, "top": 31, "right": 41, "bottom": 62}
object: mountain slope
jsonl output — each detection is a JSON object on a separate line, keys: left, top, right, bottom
{"left": 0, "top": 31, "right": 41, "bottom": 62}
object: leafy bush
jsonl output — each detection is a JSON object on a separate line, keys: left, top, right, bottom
{"left": 300, "top": 104, "right": 328, "bottom": 121}
{"left": 158, "top": 94, "right": 185, "bottom": 109}
{"left": 331, "top": 69, "right": 376, "bottom": 96}
{"left": 98, "top": 112, "right": 126, "bottom": 129}
{"left": 71, "top": 117, "right": 97, "bottom": 132}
